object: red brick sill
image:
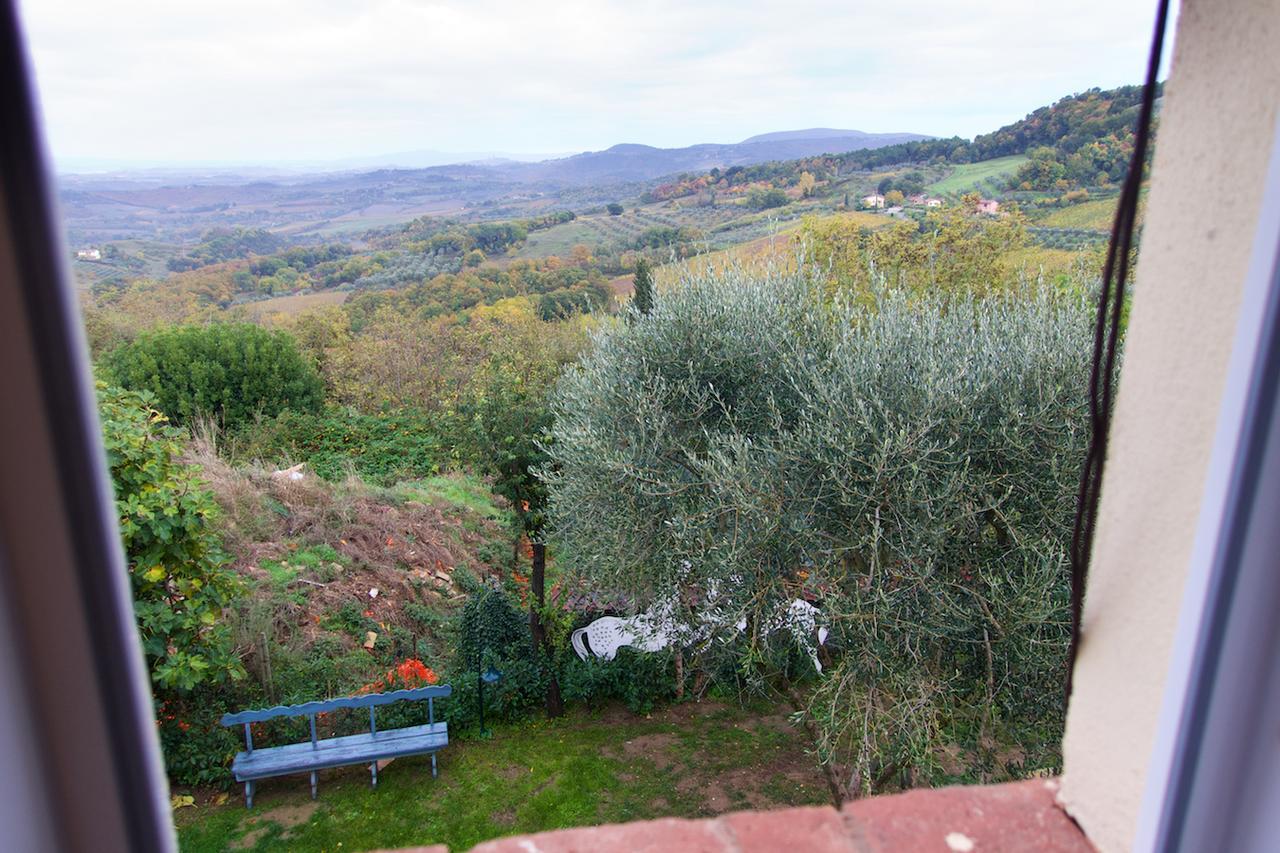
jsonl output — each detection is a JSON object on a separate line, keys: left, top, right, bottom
{"left": 381, "top": 778, "right": 1093, "bottom": 853}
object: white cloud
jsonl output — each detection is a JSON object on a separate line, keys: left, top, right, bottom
{"left": 15, "top": 0, "right": 1176, "bottom": 164}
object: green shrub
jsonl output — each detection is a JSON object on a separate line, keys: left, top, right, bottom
{"left": 99, "top": 383, "right": 245, "bottom": 693}
{"left": 155, "top": 694, "right": 243, "bottom": 788}
{"left": 327, "top": 600, "right": 377, "bottom": 639}
{"left": 102, "top": 323, "right": 324, "bottom": 431}
{"left": 234, "top": 407, "right": 447, "bottom": 484}
{"left": 404, "top": 601, "right": 447, "bottom": 634}
{"left": 560, "top": 648, "right": 675, "bottom": 715}
{"left": 746, "top": 186, "right": 789, "bottom": 210}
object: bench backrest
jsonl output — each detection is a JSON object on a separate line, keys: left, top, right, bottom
{"left": 220, "top": 685, "right": 453, "bottom": 752}
{"left": 220, "top": 685, "right": 453, "bottom": 726}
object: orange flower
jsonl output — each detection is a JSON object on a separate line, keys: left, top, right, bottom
{"left": 359, "top": 658, "right": 439, "bottom": 694}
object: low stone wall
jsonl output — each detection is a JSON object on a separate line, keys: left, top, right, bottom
{"left": 378, "top": 778, "right": 1092, "bottom": 852}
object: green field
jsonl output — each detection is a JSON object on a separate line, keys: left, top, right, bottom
{"left": 232, "top": 289, "right": 349, "bottom": 321}
{"left": 1038, "top": 192, "right": 1146, "bottom": 230}
{"left": 515, "top": 217, "right": 615, "bottom": 257}
{"left": 929, "top": 155, "right": 1028, "bottom": 196}
{"left": 514, "top": 203, "right": 745, "bottom": 260}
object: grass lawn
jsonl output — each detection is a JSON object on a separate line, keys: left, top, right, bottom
{"left": 929, "top": 155, "right": 1028, "bottom": 196}
{"left": 390, "top": 473, "right": 510, "bottom": 522}
{"left": 174, "top": 700, "right": 829, "bottom": 852}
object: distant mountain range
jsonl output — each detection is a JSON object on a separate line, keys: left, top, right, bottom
{"left": 489, "top": 129, "right": 932, "bottom": 185}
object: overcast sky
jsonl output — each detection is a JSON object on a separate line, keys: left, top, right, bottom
{"left": 17, "top": 0, "right": 1175, "bottom": 167}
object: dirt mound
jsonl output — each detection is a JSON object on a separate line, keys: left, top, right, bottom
{"left": 188, "top": 435, "right": 511, "bottom": 673}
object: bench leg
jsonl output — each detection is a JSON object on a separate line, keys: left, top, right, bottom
{"left": 310, "top": 771, "right": 318, "bottom": 800}
{"left": 244, "top": 781, "right": 254, "bottom": 809}
{"left": 432, "top": 753, "right": 437, "bottom": 779}
{"left": 370, "top": 761, "right": 378, "bottom": 788}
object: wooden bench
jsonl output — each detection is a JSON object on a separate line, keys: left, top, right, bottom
{"left": 220, "top": 684, "right": 451, "bottom": 807}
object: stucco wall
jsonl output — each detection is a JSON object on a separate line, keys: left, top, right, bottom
{"left": 1058, "top": 1, "right": 1280, "bottom": 850}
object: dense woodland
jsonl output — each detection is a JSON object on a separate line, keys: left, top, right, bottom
{"left": 829, "top": 85, "right": 1156, "bottom": 189}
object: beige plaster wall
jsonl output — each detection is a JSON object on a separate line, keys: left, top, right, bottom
{"left": 1059, "top": 1, "right": 1280, "bottom": 850}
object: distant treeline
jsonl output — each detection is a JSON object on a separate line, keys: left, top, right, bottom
{"left": 167, "top": 227, "right": 285, "bottom": 271}
{"left": 376, "top": 210, "right": 577, "bottom": 255}
{"left": 836, "top": 84, "right": 1157, "bottom": 189}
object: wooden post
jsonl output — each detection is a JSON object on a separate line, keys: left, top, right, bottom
{"left": 261, "top": 631, "right": 273, "bottom": 702}
{"left": 530, "top": 541, "right": 564, "bottom": 718}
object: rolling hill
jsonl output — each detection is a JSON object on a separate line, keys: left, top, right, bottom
{"left": 56, "top": 128, "right": 931, "bottom": 244}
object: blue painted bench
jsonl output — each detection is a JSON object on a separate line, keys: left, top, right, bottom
{"left": 220, "top": 684, "right": 451, "bottom": 807}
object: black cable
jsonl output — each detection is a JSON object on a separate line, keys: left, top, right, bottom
{"left": 1065, "top": 0, "right": 1171, "bottom": 703}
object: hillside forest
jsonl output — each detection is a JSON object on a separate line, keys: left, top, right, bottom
{"left": 74, "top": 85, "right": 1148, "bottom": 846}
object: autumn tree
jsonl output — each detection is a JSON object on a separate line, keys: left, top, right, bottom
{"left": 458, "top": 306, "right": 589, "bottom": 718}
{"left": 797, "top": 171, "right": 817, "bottom": 198}
{"left": 799, "top": 199, "right": 1027, "bottom": 298}
{"left": 570, "top": 243, "right": 594, "bottom": 267}
{"left": 325, "top": 307, "right": 481, "bottom": 414}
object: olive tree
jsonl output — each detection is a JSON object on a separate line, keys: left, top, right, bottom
{"left": 542, "top": 260, "right": 1094, "bottom": 796}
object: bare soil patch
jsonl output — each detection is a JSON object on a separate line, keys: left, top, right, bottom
{"left": 746, "top": 713, "right": 794, "bottom": 733}
{"left": 666, "top": 699, "right": 728, "bottom": 721}
{"left": 230, "top": 801, "right": 319, "bottom": 850}
{"left": 621, "top": 732, "right": 679, "bottom": 770}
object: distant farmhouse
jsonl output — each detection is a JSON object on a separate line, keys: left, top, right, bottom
{"left": 975, "top": 199, "right": 1000, "bottom": 215}
{"left": 862, "top": 193, "right": 885, "bottom": 209}
{"left": 907, "top": 194, "right": 944, "bottom": 208}
{"left": 76, "top": 247, "right": 102, "bottom": 261}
